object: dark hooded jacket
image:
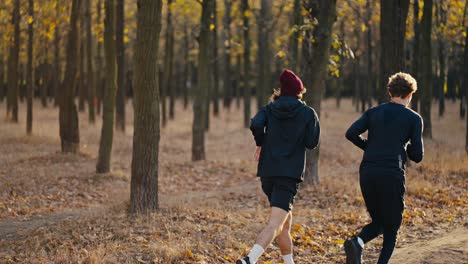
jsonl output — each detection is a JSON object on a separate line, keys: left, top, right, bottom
{"left": 250, "top": 96, "right": 320, "bottom": 182}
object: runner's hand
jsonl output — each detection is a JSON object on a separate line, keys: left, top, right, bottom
{"left": 254, "top": 146, "right": 261, "bottom": 161}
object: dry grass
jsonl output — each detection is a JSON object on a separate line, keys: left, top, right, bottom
{"left": 0, "top": 98, "right": 466, "bottom": 263}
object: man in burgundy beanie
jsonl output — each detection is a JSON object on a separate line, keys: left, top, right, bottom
{"left": 236, "top": 69, "right": 320, "bottom": 264}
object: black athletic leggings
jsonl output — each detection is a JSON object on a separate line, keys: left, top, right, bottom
{"left": 357, "top": 167, "right": 406, "bottom": 264}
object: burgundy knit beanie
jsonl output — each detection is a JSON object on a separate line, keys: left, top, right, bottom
{"left": 280, "top": 69, "right": 304, "bottom": 96}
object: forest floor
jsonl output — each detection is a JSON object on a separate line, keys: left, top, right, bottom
{"left": 0, "top": 99, "right": 466, "bottom": 264}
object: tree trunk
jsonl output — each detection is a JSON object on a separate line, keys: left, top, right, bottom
{"left": 379, "top": 0, "right": 410, "bottom": 103}
{"left": 222, "top": 0, "right": 233, "bottom": 109}
{"left": 420, "top": 0, "right": 433, "bottom": 138}
{"left": 289, "top": 0, "right": 301, "bottom": 72}
{"left": 365, "top": 0, "right": 373, "bottom": 109}
{"left": 26, "top": 0, "right": 34, "bottom": 134}
{"left": 242, "top": 0, "right": 251, "bottom": 128}
{"left": 411, "top": 0, "right": 420, "bottom": 111}
{"left": 192, "top": 0, "right": 213, "bottom": 161}
{"left": 96, "top": 0, "right": 104, "bottom": 116}
{"left": 7, "top": 0, "right": 20, "bottom": 122}
{"left": 78, "top": 4, "right": 86, "bottom": 113}
{"left": 86, "top": 0, "right": 96, "bottom": 124}
{"left": 115, "top": 0, "right": 125, "bottom": 131}
{"left": 436, "top": 2, "right": 446, "bottom": 117}
{"left": 161, "top": 0, "right": 174, "bottom": 126}
{"left": 129, "top": 0, "right": 163, "bottom": 214}
{"left": 301, "top": 0, "right": 336, "bottom": 185}
{"left": 183, "top": 17, "right": 189, "bottom": 110}
{"left": 463, "top": 23, "right": 468, "bottom": 154}
{"left": 212, "top": 0, "right": 220, "bottom": 116}
{"left": 96, "top": 0, "right": 117, "bottom": 173}
{"left": 59, "top": 0, "right": 82, "bottom": 153}
{"left": 0, "top": 57, "right": 4, "bottom": 102}
{"left": 257, "top": 0, "right": 272, "bottom": 110}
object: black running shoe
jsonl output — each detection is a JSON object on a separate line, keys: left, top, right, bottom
{"left": 235, "top": 256, "right": 251, "bottom": 264}
{"left": 344, "top": 237, "right": 362, "bottom": 264}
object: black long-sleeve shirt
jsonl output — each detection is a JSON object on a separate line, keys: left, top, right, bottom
{"left": 346, "top": 102, "right": 424, "bottom": 172}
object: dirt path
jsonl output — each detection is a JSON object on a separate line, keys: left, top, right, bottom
{"left": 391, "top": 227, "right": 468, "bottom": 264}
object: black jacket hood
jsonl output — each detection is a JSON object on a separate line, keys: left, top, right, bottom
{"left": 270, "top": 96, "right": 305, "bottom": 120}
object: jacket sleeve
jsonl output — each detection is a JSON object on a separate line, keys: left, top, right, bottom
{"left": 406, "top": 116, "right": 424, "bottom": 163}
{"left": 249, "top": 106, "right": 267, "bottom": 146}
{"left": 305, "top": 109, "right": 320, "bottom": 150}
{"left": 345, "top": 110, "right": 369, "bottom": 150}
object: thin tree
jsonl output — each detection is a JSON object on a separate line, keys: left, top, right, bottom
{"left": 78, "top": 3, "right": 86, "bottom": 113}
{"left": 129, "top": 0, "right": 163, "bottom": 214}
{"left": 436, "top": 1, "right": 447, "bottom": 117}
{"left": 420, "top": 0, "right": 433, "bottom": 138}
{"left": 0, "top": 57, "right": 4, "bottom": 102}
{"left": 183, "top": 16, "right": 190, "bottom": 110}
{"left": 411, "top": 0, "right": 420, "bottom": 111}
{"left": 116, "top": 0, "right": 125, "bottom": 131}
{"left": 223, "top": 0, "right": 233, "bottom": 109}
{"left": 256, "top": 0, "right": 272, "bottom": 109}
{"left": 85, "top": 0, "right": 96, "bottom": 123}
{"left": 301, "top": 0, "right": 336, "bottom": 184}
{"left": 161, "top": 0, "right": 174, "bottom": 126}
{"left": 289, "top": 0, "right": 301, "bottom": 73}
{"left": 212, "top": 0, "right": 220, "bottom": 116}
{"left": 365, "top": 0, "right": 373, "bottom": 109}
{"left": 6, "top": 0, "right": 20, "bottom": 122}
{"left": 378, "top": 0, "right": 410, "bottom": 103}
{"left": 463, "top": 12, "right": 468, "bottom": 153}
{"left": 96, "top": 0, "right": 104, "bottom": 116}
{"left": 53, "top": 0, "right": 61, "bottom": 107}
{"left": 96, "top": 0, "right": 117, "bottom": 173}
{"left": 241, "top": 0, "right": 251, "bottom": 128}
{"left": 26, "top": 0, "right": 34, "bottom": 134}
{"left": 192, "top": 0, "right": 213, "bottom": 161}
{"left": 59, "top": 0, "right": 82, "bottom": 153}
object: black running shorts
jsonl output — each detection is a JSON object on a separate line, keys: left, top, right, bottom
{"left": 260, "top": 177, "right": 300, "bottom": 212}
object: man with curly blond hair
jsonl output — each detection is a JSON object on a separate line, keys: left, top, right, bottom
{"left": 343, "top": 72, "right": 424, "bottom": 264}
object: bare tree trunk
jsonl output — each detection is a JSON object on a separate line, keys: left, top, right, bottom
{"left": 7, "top": 0, "right": 20, "bottom": 122}
{"left": 96, "top": 0, "right": 117, "bottom": 173}
{"left": 26, "top": 0, "right": 34, "bottom": 134}
{"left": 411, "top": 0, "right": 420, "bottom": 111}
{"left": 96, "top": 0, "right": 104, "bottom": 116}
{"left": 78, "top": 4, "right": 86, "bottom": 113}
{"left": 0, "top": 57, "right": 4, "bottom": 103}
{"left": 223, "top": 0, "right": 233, "bottom": 109}
{"left": 436, "top": 1, "right": 446, "bottom": 117}
{"left": 242, "top": 0, "right": 251, "bottom": 128}
{"left": 301, "top": 0, "right": 336, "bottom": 185}
{"left": 212, "top": 0, "right": 220, "bottom": 116}
{"left": 420, "top": 0, "right": 433, "bottom": 138}
{"left": 115, "top": 0, "right": 125, "bottom": 131}
{"left": 59, "top": 0, "right": 82, "bottom": 153}
{"left": 463, "top": 24, "right": 468, "bottom": 153}
{"left": 192, "top": 0, "right": 213, "bottom": 161}
{"left": 183, "top": 17, "right": 189, "bottom": 110}
{"left": 86, "top": 0, "right": 96, "bottom": 124}
{"left": 379, "top": 0, "right": 410, "bottom": 103}
{"left": 257, "top": 0, "right": 272, "bottom": 110}
{"left": 365, "top": 0, "right": 373, "bottom": 109}
{"left": 161, "top": 0, "right": 174, "bottom": 126}
{"left": 129, "top": 0, "right": 163, "bottom": 214}
{"left": 289, "top": 0, "right": 301, "bottom": 73}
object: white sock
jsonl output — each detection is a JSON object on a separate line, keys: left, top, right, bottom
{"left": 357, "top": 237, "right": 365, "bottom": 248}
{"left": 282, "top": 253, "right": 294, "bottom": 264}
{"left": 247, "top": 244, "right": 264, "bottom": 264}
